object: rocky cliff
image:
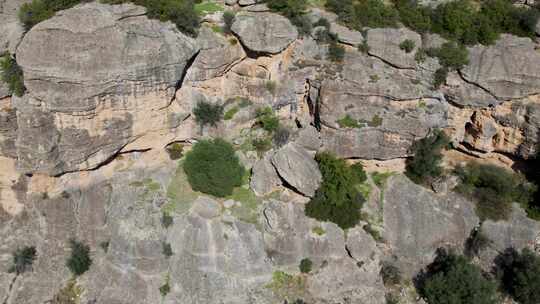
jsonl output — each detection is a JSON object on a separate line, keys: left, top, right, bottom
{"left": 1, "top": 1, "right": 540, "bottom": 304}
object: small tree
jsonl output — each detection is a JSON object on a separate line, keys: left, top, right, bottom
{"left": 327, "top": 42, "right": 345, "bottom": 62}
{"left": 496, "top": 248, "right": 540, "bottom": 304}
{"left": 161, "top": 212, "right": 174, "bottom": 228}
{"left": 183, "top": 139, "right": 245, "bottom": 197}
{"left": 193, "top": 100, "right": 223, "bottom": 127}
{"left": 0, "top": 55, "right": 25, "bottom": 97}
{"left": 418, "top": 248, "right": 498, "bottom": 304}
{"left": 66, "top": 239, "right": 92, "bottom": 276}
{"left": 255, "top": 107, "right": 279, "bottom": 132}
{"left": 399, "top": 39, "right": 416, "bottom": 53}
{"left": 222, "top": 10, "right": 235, "bottom": 34}
{"left": 406, "top": 130, "right": 450, "bottom": 184}
{"left": 299, "top": 258, "right": 313, "bottom": 273}
{"left": 162, "top": 242, "right": 173, "bottom": 257}
{"left": 9, "top": 246, "right": 37, "bottom": 274}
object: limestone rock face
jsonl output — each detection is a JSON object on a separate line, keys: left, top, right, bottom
{"left": 14, "top": 2, "right": 198, "bottom": 175}
{"left": 383, "top": 175, "right": 479, "bottom": 276}
{"left": 330, "top": 22, "right": 363, "bottom": 46}
{"left": 231, "top": 12, "right": 298, "bottom": 54}
{"left": 366, "top": 28, "right": 422, "bottom": 69}
{"left": 0, "top": 0, "right": 28, "bottom": 54}
{"left": 250, "top": 154, "right": 282, "bottom": 196}
{"left": 271, "top": 143, "right": 322, "bottom": 197}
{"left": 461, "top": 35, "right": 540, "bottom": 100}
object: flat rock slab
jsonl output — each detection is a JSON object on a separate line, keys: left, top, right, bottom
{"left": 250, "top": 153, "right": 282, "bottom": 196}
{"left": 330, "top": 22, "right": 363, "bottom": 46}
{"left": 231, "top": 12, "right": 298, "bottom": 54}
{"left": 271, "top": 143, "right": 322, "bottom": 197}
{"left": 367, "top": 27, "right": 421, "bottom": 69}
{"left": 461, "top": 34, "right": 540, "bottom": 100}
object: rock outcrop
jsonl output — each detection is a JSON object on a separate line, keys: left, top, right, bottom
{"left": 14, "top": 2, "right": 198, "bottom": 175}
{"left": 366, "top": 28, "right": 422, "bottom": 69}
{"left": 231, "top": 12, "right": 298, "bottom": 54}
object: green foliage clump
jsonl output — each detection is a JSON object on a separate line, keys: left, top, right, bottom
{"left": 159, "top": 281, "right": 170, "bottom": 296}
{"left": 193, "top": 101, "right": 223, "bottom": 127}
{"left": 222, "top": 10, "right": 235, "bottom": 34}
{"left": 454, "top": 162, "right": 536, "bottom": 221}
{"left": 252, "top": 137, "right": 272, "bottom": 153}
{"left": 166, "top": 143, "right": 184, "bottom": 160}
{"left": 380, "top": 261, "right": 401, "bottom": 286}
{"left": 162, "top": 242, "right": 173, "bottom": 257}
{"left": 183, "top": 139, "right": 245, "bottom": 197}
{"left": 267, "top": 0, "right": 311, "bottom": 35}
{"left": 328, "top": 41, "right": 345, "bottom": 62}
{"left": 299, "top": 258, "right": 313, "bottom": 273}
{"left": 161, "top": 212, "right": 174, "bottom": 228}
{"left": 433, "top": 67, "right": 448, "bottom": 89}
{"left": 326, "top": 0, "right": 398, "bottom": 30}
{"left": 399, "top": 39, "right": 416, "bottom": 53}
{"left": 66, "top": 239, "right": 92, "bottom": 276}
{"left": 0, "top": 55, "right": 25, "bottom": 97}
{"left": 256, "top": 107, "right": 280, "bottom": 132}
{"left": 417, "top": 249, "right": 498, "bottom": 304}
{"left": 9, "top": 246, "right": 37, "bottom": 274}
{"left": 405, "top": 130, "right": 450, "bottom": 184}
{"left": 305, "top": 153, "right": 366, "bottom": 229}
{"left": 431, "top": 42, "right": 469, "bottom": 70}
{"left": 337, "top": 115, "right": 360, "bottom": 128}
{"left": 223, "top": 106, "right": 239, "bottom": 120}
{"left": 496, "top": 248, "right": 540, "bottom": 304}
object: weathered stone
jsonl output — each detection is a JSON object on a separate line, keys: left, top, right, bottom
{"left": 383, "top": 175, "right": 479, "bottom": 277}
{"left": 0, "top": 98, "right": 17, "bottom": 158}
{"left": 245, "top": 3, "right": 270, "bottom": 12}
{"left": 238, "top": 0, "right": 256, "bottom": 5}
{"left": 330, "top": 22, "right": 363, "bottom": 46}
{"left": 0, "top": 0, "right": 28, "bottom": 54}
{"left": 14, "top": 3, "right": 198, "bottom": 175}
{"left": 294, "top": 125, "right": 321, "bottom": 152}
{"left": 225, "top": 0, "right": 237, "bottom": 5}
{"left": 190, "top": 196, "right": 222, "bottom": 219}
{"left": 186, "top": 26, "right": 245, "bottom": 82}
{"left": 422, "top": 33, "right": 447, "bottom": 50}
{"left": 271, "top": 143, "right": 322, "bottom": 197}
{"left": 461, "top": 35, "right": 540, "bottom": 100}
{"left": 366, "top": 28, "right": 422, "bottom": 69}
{"left": 231, "top": 12, "right": 298, "bottom": 54}
{"left": 250, "top": 153, "right": 282, "bottom": 196}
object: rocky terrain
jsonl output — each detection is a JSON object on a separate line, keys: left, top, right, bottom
{"left": 1, "top": 0, "right": 540, "bottom": 303}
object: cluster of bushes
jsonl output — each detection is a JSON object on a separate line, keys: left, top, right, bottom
{"left": 66, "top": 239, "right": 92, "bottom": 276}
{"left": 428, "top": 41, "right": 469, "bottom": 88}
{"left": 405, "top": 130, "right": 450, "bottom": 184}
{"left": 305, "top": 152, "right": 367, "bottom": 229}
{"left": 183, "top": 138, "right": 245, "bottom": 197}
{"left": 19, "top": 0, "right": 200, "bottom": 36}
{"left": 454, "top": 162, "right": 536, "bottom": 221}
{"left": 0, "top": 54, "right": 25, "bottom": 97}
{"left": 496, "top": 248, "right": 540, "bottom": 304}
{"left": 325, "top": 0, "right": 399, "bottom": 29}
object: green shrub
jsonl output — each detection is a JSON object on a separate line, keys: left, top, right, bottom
{"left": 0, "top": 55, "right": 25, "bottom": 97}
{"left": 159, "top": 281, "right": 170, "bottom": 296}
{"left": 166, "top": 143, "right": 184, "bottom": 160}
{"left": 432, "top": 67, "right": 448, "bottom": 89}
{"left": 405, "top": 130, "right": 450, "bottom": 184}
{"left": 415, "top": 48, "right": 427, "bottom": 63}
{"left": 337, "top": 115, "right": 359, "bottom": 128}
{"left": 161, "top": 212, "right": 174, "bottom": 228}
{"left": 291, "top": 14, "right": 313, "bottom": 37}
{"left": 252, "top": 137, "right": 272, "bottom": 153}
{"left": 223, "top": 106, "right": 239, "bottom": 120}
{"left": 162, "top": 242, "right": 173, "bottom": 257}
{"left": 183, "top": 139, "right": 245, "bottom": 197}
{"left": 327, "top": 41, "right": 345, "bottom": 62}
{"left": 496, "top": 248, "right": 540, "bottom": 304}
{"left": 418, "top": 249, "right": 498, "bottom": 304}
{"left": 313, "top": 17, "right": 330, "bottom": 28}
{"left": 395, "top": 0, "right": 432, "bottom": 33}
{"left": 18, "top": 0, "right": 60, "bottom": 30}
{"left": 380, "top": 261, "right": 401, "bottom": 286}
{"left": 358, "top": 40, "right": 370, "bottom": 53}
{"left": 299, "top": 258, "right": 313, "bottom": 273}
{"left": 351, "top": 0, "right": 399, "bottom": 29}
{"left": 66, "top": 239, "right": 92, "bottom": 276}
{"left": 325, "top": 0, "right": 354, "bottom": 24}
{"left": 267, "top": 0, "right": 309, "bottom": 34}
{"left": 222, "top": 10, "right": 235, "bottom": 34}
{"left": 9, "top": 246, "right": 37, "bottom": 274}
{"left": 399, "top": 39, "right": 416, "bottom": 53}
{"left": 464, "top": 227, "right": 491, "bottom": 257}
{"left": 193, "top": 101, "right": 223, "bottom": 127}
{"left": 305, "top": 152, "right": 366, "bottom": 229}
{"left": 432, "top": 42, "right": 469, "bottom": 70}
{"left": 255, "top": 107, "right": 280, "bottom": 132}
{"left": 454, "top": 162, "right": 536, "bottom": 221}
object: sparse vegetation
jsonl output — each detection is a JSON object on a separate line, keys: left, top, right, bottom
{"left": 223, "top": 107, "right": 239, "bottom": 120}
{"left": 222, "top": 11, "right": 235, "bottom": 34}
{"left": 159, "top": 281, "right": 170, "bottom": 296}
{"left": 299, "top": 258, "right": 313, "bottom": 273}
{"left": 406, "top": 130, "right": 450, "bottom": 184}
{"left": 252, "top": 137, "right": 272, "bottom": 154}
{"left": 496, "top": 248, "right": 540, "bottom": 304}
{"left": 337, "top": 115, "right": 360, "bottom": 128}
{"left": 52, "top": 279, "right": 81, "bottom": 304}
{"left": 328, "top": 41, "right": 345, "bottom": 62}
{"left": 399, "top": 39, "right": 415, "bottom": 53}
{"left": 0, "top": 55, "right": 25, "bottom": 97}
{"left": 162, "top": 242, "right": 173, "bottom": 257}
{"left": 454, "top": 162, "right": 536, "bottom": 221}
{"left": 417, "top": 248, "right": 498, "bottom": 304}
{"left": 305, "top": 152, "right": 367, "bottom": 229}
{"left": 183, "top": 139, "right": 245, "bottom": 197}
{"left": 380, "top": 261, "right": 401, "bottom": 286}
{"left": 464, "top": 226, "right": 491, "bottom": 257}
{"left": 267, "top": 0, "right": 311, "bottom": 35}
{"left": 255, "top": 107, "right": 280, "bottom": 132}
{"left": 99, "top": 241, "right": 109, "bottom": 252}
{"left": 66, "top": 239, "right": 92, "bottom": 276}
{"left": 273, "top": 126, "right": 290, "bottom": 147}
{"left": 266, "top": 270, "right": 306, "bottom": 301}
{"left": 312, "top": 226, "right": 325, "bottom": 235}
{"left": 9, "top": 246, "right": 37, "bottom": 274}
{"left": 166, "top": 143, "right": 184, "bottom": 160}
{"left": 161, "top": 212, "right": 174, "bottom": 228}
{"left": 193, "top": 100, "right": 224, "bottom": 127}
{"left": 358, "top": 40, "right": 370, "bottom": 53}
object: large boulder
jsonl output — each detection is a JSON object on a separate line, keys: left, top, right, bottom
{"left": 231, "top": 12, "right": 298, "bottom": 54}
{"left": 14, "top": 3, "right": 198, "bottom": 175}
{"left": 250, "top": 153, "right": 282, "bottom": 196}
{"left": 461, "top": 35, "right": 540, "bottom": 100}
{"left": 366, "top": 28, "right": 422, "bottom": 69}
{"left": 0, "top": 0, "right": 28, "bottom": 54}
{"left": 271, "top": 143, "right": 322, "bottom": 197}
{"left": 330, "top": 22, "right": 363, "bottom": 46}
{"left": 383, "top": 175, "right": 479, "bottom": 277}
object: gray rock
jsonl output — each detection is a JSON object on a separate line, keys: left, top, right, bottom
{"left": 238, "top": 0, "right": 256, "bottom": 5}
{"left": 231, "top": 12, "right": 298, "bottom": 54}
{"left": 14, "top": 3, "right": 198, "bottom": 175}
{"left": 245, "top": 3, "right": 270, "bottom": 12}
{"left": 250, "top": 154, "right": 282, "bottom": 196}
{"left": 186, "top": 26, "right": 245, "bottom": 82}
{"left": 383, "top": 175, "right": 479, "bottom": 277}
{"left": 0, "top": 0, "right": 28, "bottom": 54}
{"left": 422, "top": 33, "right": 447, "bottom": 50}
{"left": 461, "top": 34, "right": 540, "bottom": 100}
{"left": 0, "top": 98, "right": 18, "bottom": 158}
{"left": 330, "top": 22, "right": 363, "bottom": 46}
{"left": 295, "top": 125, "right": 321, "bottom": 152}
{"left": 225, "top": 0, "right": 237, "bottom": 5}
{"left": 536, "top": 19, "right": 540, "bottom": 36}
{"left": 271, "top": 143, "right": 322, "bottom": 197}
{"left": 190, "top": 196, "right": 222, "bottom": 218}
{"left": 366, "top": 27, "right": 422, "bottom": 69}
{"left": 306, "top": 7, "right": 338, "bottom": 24}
